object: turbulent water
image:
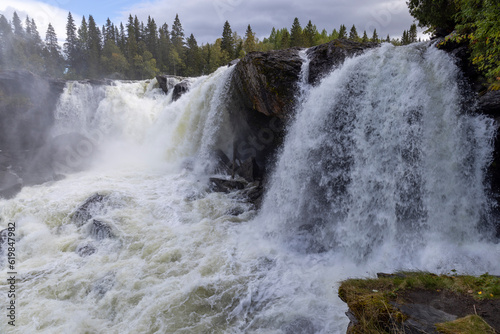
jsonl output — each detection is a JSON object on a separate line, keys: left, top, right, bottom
{"left": 1, "top": 43, "right": 500, "bottom": 333}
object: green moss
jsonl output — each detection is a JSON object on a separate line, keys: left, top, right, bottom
{"left": 339, "top": 272, "right": 500, "bottom": 333}
{"left": 436, "top": 314, "right": 495, "bottom": 334}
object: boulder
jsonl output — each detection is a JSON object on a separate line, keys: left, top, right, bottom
{"left": 89, "top": 220, "right": 114, "bottom": 240}
{"left": 209, "top": 178, "right": 246, "bottom": 193}
{"left": 71, "top": 193, "right": 108, "bottom": 226}
{"left": 76, "top": 243, "right": 97, "bottom": 257}
{"left": 172, "top": 80, "right": 190, "bottom": 101}
{"left": 0, "top": 170, "right": 22, "bottom": 199}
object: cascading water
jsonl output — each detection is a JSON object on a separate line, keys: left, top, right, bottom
{"left": 0, "top": 42, "right": 499, "bottom": 334}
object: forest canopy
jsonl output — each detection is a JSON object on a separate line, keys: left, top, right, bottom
{"left": 0, "top": 12, "right": 417, "bottom": 80}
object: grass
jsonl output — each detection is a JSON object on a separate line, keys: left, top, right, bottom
{"left": 436, "top": 314, "right": 495, "bottom": 334}
{"left": 338, "top": 272, "right": 500, "bottom": 333}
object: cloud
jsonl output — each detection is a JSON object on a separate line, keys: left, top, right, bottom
{"left": 0, "top": 0, "right": 72, "bottom": 45}
{"left": 118, "top": 0, "right": 422, "bottom": 44}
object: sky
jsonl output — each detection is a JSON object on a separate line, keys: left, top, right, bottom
{"left": 0, "top": 0, "right": 426, "bottom": 46}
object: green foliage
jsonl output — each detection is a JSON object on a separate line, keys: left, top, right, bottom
{"left": 290, "top": 17, "right": 303, "bottom": 47}
{"left": 454, "top": 0, "right": 500, "bottom": 87}
{"left": 407, "top": 0, "right": 458, "bottom": 32}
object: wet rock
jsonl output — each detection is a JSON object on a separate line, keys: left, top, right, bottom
{"left": 0, "top": 70, "right": 65, "bottom": 198}
{"left": 76, "top": 243, "right": 97, "bottom": 257}
{"left": 225, "top": 207, "right": 245, "bottom": 216}
{"left": 231, "top": 48, "right": 303, "bottom": 119}
{"left": 211, "top": 149, "right": 233, "bottom": 175}
{"left": 391, "top": 302, "right": 457, "bottom": 334}
{"left": 282, "top": 317, "right": 316, "bottom": 334}
{"left": 92, "top": 272, "right": 115, "bottom": 296}
{"left": 155, "top": 75, "right": 169, "bottom": 93}
{"left": 172, "top": 80, "right": 190, "bottom": 101}
{"left": 306, "top": 39, "right": 378, "bottom": 85}
{"left": 209, "top": 178, "right": 246, "bottom": 193}
{"left": 235, "top": 156, "right": 261, "bottom": 182}
{"left": 71, "top": 193, "right": 108, "bottom": 226}
{"left": 89, "top": 220, "right": 114, "bottom": 240}
{"left": 0, "top": 228, "right": 8, "bottom": 253}
{"left": 0, "top": 170, "right": 22, "bottom": 199}
{"left": 478, "top": 90, "right": 500, "bottom": 116}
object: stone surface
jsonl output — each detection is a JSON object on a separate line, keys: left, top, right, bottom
{"left": 71, "top": 193, "right": 108, "bottom": 226}
{"left": 0, "top": 70, "right": 65, "bottom": 198}
{"left": 172, "top": 80, "right": 190, "bottom": 101}
{"left": 209, "top": 178, "right": 246, "bottom": 193}
{"left": 307, "top": 39, "right": 378, "bottom": 85}
{"left": 90, "top": 220, "right": 114, "bottom": 240}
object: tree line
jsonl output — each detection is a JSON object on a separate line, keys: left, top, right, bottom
{"left": 0, "top": 12, "right": 419, "bottom": 80}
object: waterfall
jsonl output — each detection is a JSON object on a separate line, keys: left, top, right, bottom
{"left": 0, "top": 43, "right": 499, "bottom": 334}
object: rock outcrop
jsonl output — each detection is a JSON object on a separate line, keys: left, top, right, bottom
{"left": 224, "top": 39, "right": 378, "bottom": 185}
{"left": 0, "top": 70, "right": 65, "bottom": 198}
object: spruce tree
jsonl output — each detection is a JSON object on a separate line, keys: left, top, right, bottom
{"left": 330, "top": 28, "right": 339, "bottom": 40}
{"left": 290, "top": 17, "right": 303, "bottom": 47}
{"left": 338, "top": 24, "right": 347, "bottom": 39}
{"left": 44, "top": 23, "right": 64, "bottom": 77}
{"left": 371, "top": 29, "right": 379, "bottom": 42}
{"left": 185, "top": 33, "right": 201, "bottom": 76}
{"left": 243, "top": 24, "right": 256, "bottom": 53}
{"left": 87, "top": 15, "right": 102, "bottom": 77}
{"left": 409, "top": 24, "right": 417, "bottom": 43}
{"left": 348, "top": 24, "right": 359, "bottom": 41}
{"left": 64, "top": 12, "right": 78, "bottom": 75}
{"left": 303, "top": 20, "right": 316, "bottom": 47}
{"left": 221, "top": 21, "right": 234, "bottom": 57}
{"left": 362, "top": 30, "right": 369, "bottom": 43}
{"left": 12, "top": 12, "right": 23, "bottom": 36}
{"left": 281, "top": 28, "right": 290, "bottom": 49}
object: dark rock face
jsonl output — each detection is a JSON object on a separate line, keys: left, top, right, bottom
{"left": 0, "top": 70, "right": 65, "bottom": 198}
{"left": 307, "top": 39, "right": 378, "bottom": 85}
{"left": 90, "top": 220, "right": 114, "bottom": 240}
{"left": 209, "top": 178, "right": 246, "bottom": 193}
{"left": 172, "top": 80, "right": 190, "bottom": 101}
{"left": 478, "top": 90, "right": 500, "bottom": 116}
{"left": 71, "top": 193, "right": 108, "bottom": 226}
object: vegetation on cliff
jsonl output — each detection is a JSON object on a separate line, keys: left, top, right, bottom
{"left": 339, "top": 272, "right": 500, "bottom": 333}
{"left": 408, "top": 0, "right": 500, "bottom": 89}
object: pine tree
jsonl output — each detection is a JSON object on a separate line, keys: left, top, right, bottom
{"left": 409, "top": 23, "right": 417, "bottom": 43}
{"left": 386, "top": 34, "right": 390, "bottom": 42}
{"left": 303, "top": 20, "right": 316, "bottom": 47}
{"left": 171, "top": 14, "right": 185, "bottom": 52}
{"left": 348, "top": 24, "right": 359, "bottom": 41}
{"left": 362, "top": 30, "right": 369, "bottom": 43}
{"left": 221, "top": 21, "right": 234, "bottom": 57}
{"left": 44, "top": 23, "right": 64, "bottom": 77}
{"left": 126, "top": 15, "right": 138, "bottom": 62}
{"left": 87, "top": 15, "right": 102, "bottom": 77}
{"left": 243, "top": 24, "right": 256, "bottom": 53}
{"left": 330, "top": 28, "right": 339, "bottom": 40}
{"left": 371, "top": 29, "right": 379, "bottom": 43}
{"left": 76, "top": 16, "right": 89, "bottom": 77}
{"left": 401, "top": 30, "right": 409, "bottom": 45}
{"left": 281, "top": 28, "right": 290, "bottom": 49}
{"left": 12, "top": 12, "right": 23, "bottom": 36}
{"left": 185, "top": 33, "right": 201, "bottom": 76}
{"left": 145, "top": 16, "right": 158, "bottom": 60}
{"left": 290, "top": 17, "right": 303, "bottom": 47}
{"left": 64, "top": 12, "right": 79, "bottom": 76}
{"left": 158, "top": 23, "right": 171, "bottom": 72}
{"left": 338, "top": 24, "right": 347, "bottom": 39}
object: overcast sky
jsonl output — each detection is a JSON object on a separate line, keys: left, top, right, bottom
{"left": 0, "top": 0, "right": 426, "bottom": 45}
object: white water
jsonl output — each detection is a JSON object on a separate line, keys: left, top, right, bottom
{"left": 1, "top": 43, "right": 500, "bottom": 333}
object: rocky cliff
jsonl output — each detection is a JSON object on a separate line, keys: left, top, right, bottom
{"left": 0, "top": 70, "right": 65, "bottom": 198}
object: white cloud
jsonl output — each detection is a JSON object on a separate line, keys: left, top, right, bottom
{"left": 0, "top": 0, "right": 72, "bottom": 45}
